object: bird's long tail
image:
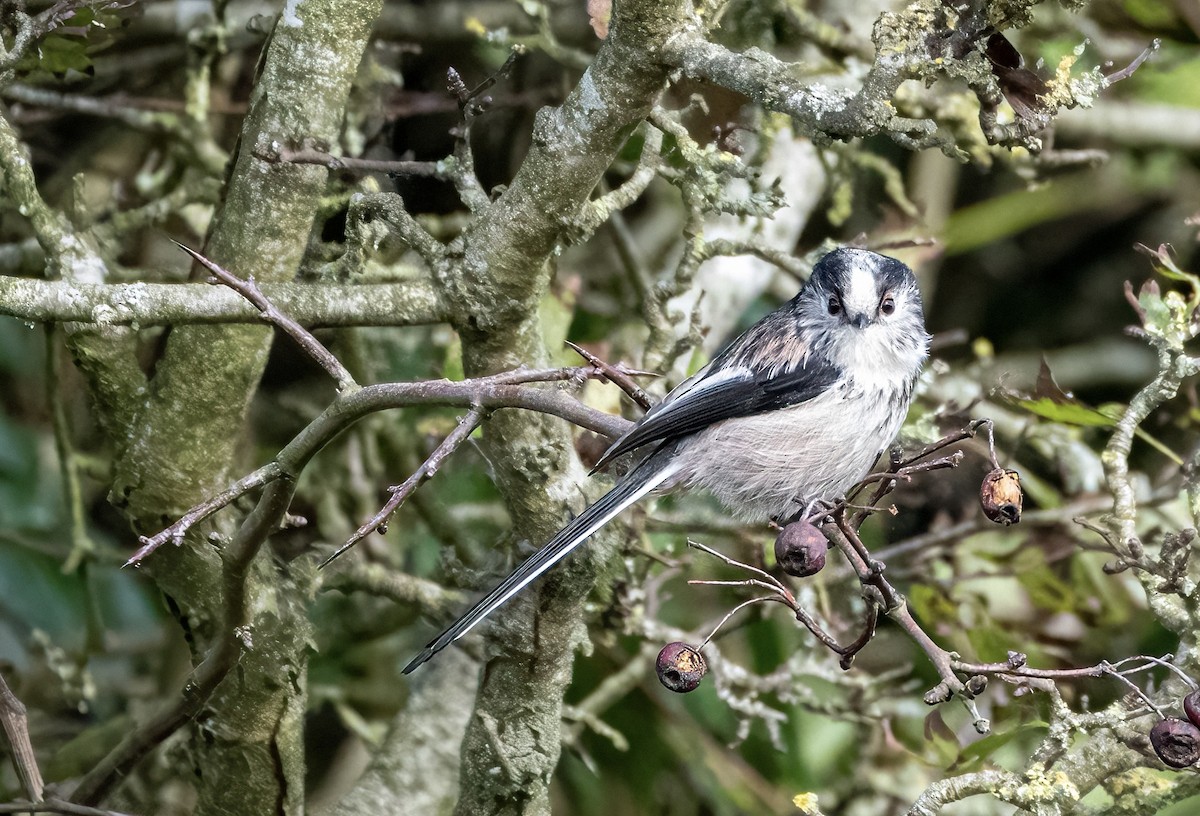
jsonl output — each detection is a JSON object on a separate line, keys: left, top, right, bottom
{"left": 402, "top": 451, "right": 678, "bottom": 674}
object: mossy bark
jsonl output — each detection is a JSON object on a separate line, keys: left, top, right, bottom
{"left": 104, "top": 2, "right": 383, "bottom": 812}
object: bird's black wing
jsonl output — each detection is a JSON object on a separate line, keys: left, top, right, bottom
{"left": 592, "top": 353, "right": 842, "bottom": 472}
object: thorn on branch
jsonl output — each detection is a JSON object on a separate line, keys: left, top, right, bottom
{"left": 1105, "top": 39, "right": 1160, "bottom": 85}
{"left": 448, "top": 45, "right": 525, "bottom": 113}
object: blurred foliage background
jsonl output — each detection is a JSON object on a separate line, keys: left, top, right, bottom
{"left": 3, "top": 0, "right": 1200, "bottom": 814}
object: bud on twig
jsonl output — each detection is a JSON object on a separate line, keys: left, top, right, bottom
{"left": 924, "top": 682, "right": 953, "bottom": 705}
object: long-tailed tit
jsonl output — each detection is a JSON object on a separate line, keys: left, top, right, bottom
{"left": 403, "top": 247, "right": 929, "bottom": 673}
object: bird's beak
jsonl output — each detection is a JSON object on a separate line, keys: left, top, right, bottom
{"left": 848, "top": 312, "right": 870, "bottom": 329}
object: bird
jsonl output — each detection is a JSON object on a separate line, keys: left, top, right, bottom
{"left": 402, "top": 247, "right": 929, "bottom": 673}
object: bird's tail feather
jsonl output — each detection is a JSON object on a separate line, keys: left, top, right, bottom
{"left": 402, "top": 453, "right": 677, "bottom": 674}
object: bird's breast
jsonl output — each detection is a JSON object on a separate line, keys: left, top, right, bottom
{"left": 665, "top": 380, "right": 909, "bottom": 523}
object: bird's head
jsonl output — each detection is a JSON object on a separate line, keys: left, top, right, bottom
{"left": 798, "top": 247, "right": 929, "bottom": 377}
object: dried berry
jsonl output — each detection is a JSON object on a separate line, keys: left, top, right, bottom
{"left": 1150, "top": 717, "right": 1200, "bottom": 769}
{"left": 774, "top": 520, "right": 827, "bottom": 577}
{"left": 1184, "top": 689, "right": 1200, "bottom": 729}
{"left": 980, "top": 468, "right": 1022, "bottom": 525}
{"left": 656, "top": 642, "right": 707, "bottom": 693}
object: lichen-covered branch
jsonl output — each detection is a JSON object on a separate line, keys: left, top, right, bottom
{"left": 403, "top": 1, "right": 695, "bottom": 812}
{"left": 662, "top": 31, "right": 935, "bottom": 146}
{"left": 0, "top": 275, "right": 444, "bottom": 327}
{"left": 75, "top": 1, "right": 388, "bottom": 812}
{"left": 661, "top": 1, "right": 1150, "bottom": 160}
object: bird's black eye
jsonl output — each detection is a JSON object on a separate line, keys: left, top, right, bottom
{"left": 880, "top": 295, "right": 896, "bottom": 316}
{"left": 827, "top": 295, "right": 841, "bottom": 316}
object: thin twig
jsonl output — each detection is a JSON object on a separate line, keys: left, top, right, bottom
{"left": 1112, "top": 653, "right": 1197, "bottom": 689}
{"left": 564, "top": 340, "right": 657, "bottom": 410}
{"left": 0, "top": 670, "right": 44, "bottom": 802}
{"left": 1105, "top": 39, "right": 1160, "bottom": 84}
{"left": 124, "top": 463, "right": 282, "bottom": 567}
{"left": 320, "top": 407, "right": 487, "bottom": 568}
{"left": 444, "top": 47, "right": 524, "bottom": 211}
{"left": 173, "top": 242, "right": 358, "bottom": 392}
{"left": 453, "top": 45, "right": 525, "bottom": 107}
{"left": 834, "top": 600, "right": 880, "bottom": 669}
{"left": 689, "top": 578, "right": 791, "bottom": 596}
{"left": 45, "top": 326, "right": 94, "bottom": 573}
{"left": 697, "top": 596, "right": 787, "bottom": 648}
{"left": 685, "top": 539, "right": 791, "bottom": 598}
{"left": 264, "top": 145, "right": 445, "bottom": 177}
{"left": 688, "top": 537, "right": 880, "bottom": 665}
{"left": 847, "top": 419, "right": 984, "bottom": 527}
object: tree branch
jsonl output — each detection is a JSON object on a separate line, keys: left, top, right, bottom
{"left": 0, "top": 670, "right": 44, "bottom": 803}
{"left": 660, "top": 31, "right": 934, "bottom": 146}
{"left": 126, "top": 368, "right": 633, "bottom": 567}
{"left": 0, "top": 276, "right": 445, "bottom": 328}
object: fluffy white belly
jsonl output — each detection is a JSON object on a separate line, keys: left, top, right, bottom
{"left": 665, "top": 384, "right": 903, "bottom": 523}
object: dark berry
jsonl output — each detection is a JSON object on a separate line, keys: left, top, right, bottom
{"left": 1184, "top": 689, "right": 1200, "bottom": 728}
{"left": 980, "top": 468, "right": 1022, "bottom": 525}
{"left": 656, "top": 642, "right": 707, "bottom": 693}
{"left": 1150, "top": 717, "right": 1200, "bottom": 769}
{"left": 774, "top": 520, "right": 827, "bottom": 577}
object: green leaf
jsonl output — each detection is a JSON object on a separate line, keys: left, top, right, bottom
{"left": 1014, "top": 548, "right": 1076, "bottom": 612}
{"left": 965, "top": 621, "right": 1022, "bottom": 663}
{"left": 31, "top": 34, "right": 93, "bottom": 75}
{"left": 1004, "top": 360, "right": 1182, "bottom": 464}
{"left": 923, "top": 710, "right": 961, "bottom": 768}
{"left": 1010, "top": 396, "right": 1114, "bottom": 427}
